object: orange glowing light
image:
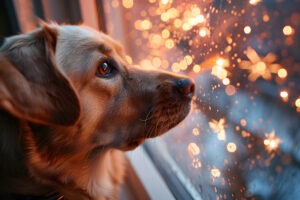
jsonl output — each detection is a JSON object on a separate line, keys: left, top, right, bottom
{"left": 296, "top": 98, "right": 300, "bottom": 108}
{"left": 283, "top": 25, "right": 294, "bottom": 36}
{"left": 249, "top": 0, "right": 261, "bottom": 5}
{"left": 122, "top": 0, "right": 133, "bottom": 8}
{"left": 244, "top": 26, "right": 251, "bottom": 34}
{"left": 239, "top": 47, "right": 281, "bottom": 81}
{"left": 211, "top": 58, "right": 229, "bottom": 80}
{"left": 209, "top": 118, "right": 226, "bottom": 141}
{"left": 227, "top": 142, "right": 237, "bottom": 153}
{"left": 264, "top": 131, "right": 280, "bottom": 152}
{"left": 263, "top": 14, "right": 270, "bottom": 22}
{"left": 165, "top": 39, "right": 175, "bottom": 49}
{"left": 184, "top": 55, "right": 193, "bottom": 65}
{"left": 278, "top": 68, "right": 288, "bottom": 78}
{"left": 188, "top": 142, "right": 200, "bottom": 157}
{"left": 211, "top": 168, "right": 221, "bottom": 178}
{"left": 161, "top": 29, "right": 170, "bottom": 38}
{"left": 174, "top": 19, "right": 182, "bottom": 28}
{"left": 280, "top": 90, "right": 288, "bottom": 98}
{"left": 225, "top": 85, "right": 236, "bottom": 96}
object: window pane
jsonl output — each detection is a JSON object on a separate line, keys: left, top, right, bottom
{"left": 103, "top": 0, "right": 300, "bottom": 199}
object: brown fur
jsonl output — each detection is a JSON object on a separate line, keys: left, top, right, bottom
{"left": 0, "top": 24, "right": 194, "bottom": 200}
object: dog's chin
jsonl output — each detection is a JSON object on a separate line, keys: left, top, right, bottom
{"left": 118, "top": 100, "right": 191, "bottom": 151}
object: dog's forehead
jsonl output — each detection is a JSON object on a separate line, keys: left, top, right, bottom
{"left": 58, "top": 25, "right": 123, "bottom": 52}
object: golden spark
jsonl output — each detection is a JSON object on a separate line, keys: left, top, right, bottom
{"left": 239, "top": 47, "right": 281, "bottom": 82}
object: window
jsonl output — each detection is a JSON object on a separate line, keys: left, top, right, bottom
{"left": 103, "top": 0, "right": 300, "bottom": 199}
{"left": 4, "top": 0, "right": 299, "bottom": 199}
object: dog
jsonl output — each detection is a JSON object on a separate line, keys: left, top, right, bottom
{"left": 0, "top": 24, "right": 195, "bottom": 200}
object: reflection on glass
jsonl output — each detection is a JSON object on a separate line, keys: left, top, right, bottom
{"left": 104, "top": 0, "right": 300, "bottom": 199}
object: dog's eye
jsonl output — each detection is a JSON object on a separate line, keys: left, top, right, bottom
{"left": 96, "top": 61, "right": 115, "bottom": 78}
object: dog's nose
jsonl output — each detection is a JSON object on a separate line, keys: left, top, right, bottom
{"left": 175, "top": 78, "right": 195, "bottom": 98}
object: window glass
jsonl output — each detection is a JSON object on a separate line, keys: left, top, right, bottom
{"left": 103, "top": 0, "right": 300, "bottom": 199}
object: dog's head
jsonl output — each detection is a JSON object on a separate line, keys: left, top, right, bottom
{"left": 0, "top": 24, "right": 194, "bottom": 151}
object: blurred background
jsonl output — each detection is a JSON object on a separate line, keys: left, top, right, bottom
{"left": 1, "top": 0, "right": 300, "bottom": 199}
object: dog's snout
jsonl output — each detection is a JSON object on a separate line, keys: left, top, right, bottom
{"left": 175, "top": 78, "right": 195, "bottom": 98}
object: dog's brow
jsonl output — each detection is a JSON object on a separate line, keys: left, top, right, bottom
{"left": 98, "top": 44, "right": 112, "bottom": 53}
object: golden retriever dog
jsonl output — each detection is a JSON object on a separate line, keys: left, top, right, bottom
{"left": 0, "top": 24, "right": 194, "bottom": 200}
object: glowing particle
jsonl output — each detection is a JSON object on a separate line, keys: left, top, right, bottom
{"left": 280, "top": 90, "right": 288, "bottom": 98}
{"left": 211, "top": 168, "right": 221, "bottom": 178}
{"left": 193, "top": 64, "right": 201, "bottom": 73}
{"left": 263, "top": 14, "right": 270, "bottom": 22}
{"left": 192, "top": 158, "right": 202, "bottom": 168}
{"left": 152, "top": 57, "right": 162, "bottom": 68}
{"left": 174, "top": 19, "right": 182, "bottom": 28}
{"left": 196, "top": 15, "right": 205, "bottom": 23}
{"left": 161, "top": 0, "right": 170, "bottom": 4}
{"left": 277, "top": 68, "right": 288, "bottom": 78}
{"left": 184, "top": 55, "right": 193, "bottom": 65}
{"left": 193, "top": 128, "right": 200, "bottom": 136}
{"left": 161, "top": 12, "right": 170, "bottom": 22}
{"left": 249, "top": 0, "right": 261, "bottom": 5}
{"left": 244, "top": 26, "right": 251, "bottom": 34}
{"left": 264, "top": 131, "right": 280, "bottom": 152}
{"left": 122, "top": 0, "right": 133, "bottom": 8}
{"left": 209, "top": 118, "right": 226, "bottom": 141}
{"left": 295, "top": 98, "right": 300, "bottom": 107}
{"left": 222, "top": 78, "right": 230, "bottom": 85}
{"left": 240, "top": 119, "right": 247, "bottom": 126}
{"left": 165, "top": 39, "right": 175, "bottom": 49}
{"left": 227, "top": 142, "right": 237, "bottom": 153}
{"left": 199, "top": 28, "right": 209, "bottom": 37}
{"left": 283, "top": 25, "right": 294, "bottom": 36}
{"left": 161, "top": 29, "right": 170, "bottom": 38}
{"left": 188, "top": 142, "right": 200, "bottom": 156}
{"left": 225, "top": 85, "right": 236, "bottom": 96}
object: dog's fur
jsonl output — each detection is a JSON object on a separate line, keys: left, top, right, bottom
{"left": 0, "top": 24, "right": 194, "bottom": 200}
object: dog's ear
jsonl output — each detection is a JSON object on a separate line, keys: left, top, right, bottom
{"left": 0, "top": 25, "right": 80, "bottom": 126}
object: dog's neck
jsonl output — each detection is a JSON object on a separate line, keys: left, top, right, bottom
{"left": 0, "top": 110, "right": 125, "bottom": 199}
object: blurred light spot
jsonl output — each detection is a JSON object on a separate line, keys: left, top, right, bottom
{"left": 240, "top": 119, "right": 247, "bottom": 126}
{"left": 264, "top": 131, "right": 280, "bottom": 152}
{"left": 227, "top": 142, "right": 237, "bottom": 153}
{"left": 193, "top": 128, "right": 200, "bottom": 136}
{"left": 161, "top": 29, "right": 170, "bottom": 38}
{"left": 283, "top": 25, "right": 294, "bottom": 36}
{"left": 249, "top": 0, "right": 261, "bottom": 5}
{"left": 152, "top": 57, "right": 162, "bottom": 68}
{"left": 211, "top": 168, "right": 221, "bottom": 178}
{"left": 188, "top": 142, "right": 200, "bottom": 156}
{"left": 165, "top": 39, "right": 175, "bottom": 49}
{"left": 280, "top": 90, "right": 288, "bottom": 99}
{"left": 192, "top": 158, "right": 202, "bottom": 169}
{"left": 295, "top": 98, "right": 300, "bottom": 107}
{"left": 244, "top": 26, "right": 251, "bottom": 34}
{"left": 263, "top": 14, "right": 270, "bottom": 22}
{"left": 184, "top": 55, "right": 193, "bottom": 65}
{"left": 222, "top": 78, "right": 230, "bottom": 85}
{"left": 209, "top": 118, "right": 226, "bottom": 141}
{"left": 277, "top": 68, "right": 288, "bottom": 78}
{"left": 161, "top": 0, "right": 170, "bottom": 4}
{"left": 199, "top": 27, "right": 210, "bottom": 37}
{"left": 122, "top": 0, "right": 133, "bottom": 8}
{"left": 225, "top": 85, "right": 236, "bottom": 96}
{"left": 193, "top": 64, "right": 201, "bottom": 73}
{"left": 174, "top": 19, "right": 182, "bottom": 28}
